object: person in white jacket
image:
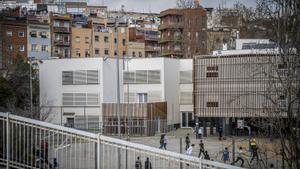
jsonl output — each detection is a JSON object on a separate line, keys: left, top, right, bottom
{"left": 186, "top": 144, "right": 195, "bottom": 156}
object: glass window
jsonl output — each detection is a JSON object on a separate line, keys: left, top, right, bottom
{"left": 137, "top": 93, "right": 148, "bottom": 103}
{"left": 7, "top": 44, "right": 13, "bottom": 51}
{"left": 85, "top": 37, "right": 89, "bottom": 44}
{"left": 18, "top": 32, "right": 25, "bottom": 37}
{"left": 95, "top": 48, "right": 100, "bottom": 55}
{"left": 40, "top": 31, "right": 47, "bottom": 38}
{"left": 122, "top": 39, "right": 126, "bottom": 46}
{"left": 76, "top": 48, "right": 80, "bottom": 57}
{"left": 114, "top": 38, "right": 117, "bottom": 44}
{"left": 31, "top": 44, "right": 37, "bottom": 51}
{"left": 30, "top": 31, "right": 37, "bottom": 38}
{"left": 19, "top": 45, "right": 25, "bottom": 52}
{"left": 6, "top": 31, "right": 12, "bottom": 36}
{"left": 85, "top": 49, "right": 90, "bottom": 57}
{"left": 95, "top": 36, "right": 99, "bottom": 42}
{"left": 104, "top": 49, "right": 109, "bottom": 55}
{"left": 41, "top": 45, "right": 47, "bottom": 52}
{"left": 206, "top": 102, "right": 219, "bottom": 107}
{"left": 104, "top": 36, "right": 109, "bottom": 43}
{"left": 75, "top": 36, "right": 80, "bottom": 43}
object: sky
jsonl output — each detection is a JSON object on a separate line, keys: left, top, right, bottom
{"left": 88, "top": 0, "right": 257, "bottom": 13}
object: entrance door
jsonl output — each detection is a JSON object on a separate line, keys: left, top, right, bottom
{"left": 181, "top": 112, "right": 193, "bottom": 128}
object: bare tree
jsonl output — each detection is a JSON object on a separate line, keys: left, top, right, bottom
{"left": 176, "top": 0, "right": 195, "bottom": 9}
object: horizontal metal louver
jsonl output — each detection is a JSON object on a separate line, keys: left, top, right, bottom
{"left": 62, "top": 71, "right": 73, "bottom": 85}
{"left": 135, "top": 70, "right": 148, "bottom": 84}
{"left": 180, "top": 91, "right": 193, "bottom": 105}
{"left": 148, "top": 91, "right": 161, "bottom": 102}
{"left": 180, "top": 70, "right": 192, "bottom": 84}
{"left": 123, "top": 71, "right": 135, "bottom": 84}
{"left": 148, "top": 70, "right": 161, "bottom": 84}
{"left": 62, "top": 93, "right": 73, "bottom": 106}
{"left": 74, "top": 93, "right": 86, "bottom": 105}
{"left": 87, "top": 70, "right": 99, "bottom": 84}
{"left": 87, "top": 93, "right": 99, "bottom": 105}
{"left": 62, "top": 93, "right": 99, "bottom": 106}
{"left": 74, "top": 70, "right": 87, "bottom": 85}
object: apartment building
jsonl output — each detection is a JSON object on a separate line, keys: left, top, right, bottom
{"left": 50, "top": 13, "right": 71, "bottom": 58}
{"left": 127, "top": 42, "right": 145, "bottom": 58}
{"left": 27, "top": 15, "right": 51, "bottom": 60}
{"left": 159, "top": 6, "right": 207, "bottom": 58}
{"left": 193, "top": 52, "right": 282, "bottom": 135}
{"left": 0, "top": 16, "right": 27, "bottom": 68}
{"left": 71, "top": 17, "right": 92, "bottom": 58}
{"left": 90, "top": 17, "right": 110, "bottom": 57}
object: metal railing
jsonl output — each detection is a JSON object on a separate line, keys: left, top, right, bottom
{"left": 0, "top": 112, "right": 242, "bottom": 169}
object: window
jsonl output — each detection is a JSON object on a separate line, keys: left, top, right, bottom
{"left": 62, "top": 70, "right": 99, "bottom": 85}
{"left": 95, "top": 36, "right": 99, "bottom": 42}
{"left": 40, "top": 31, "right": 47, "bottom": 38}
{"left": 85, "top": 37, "right": 89, "bottom": 44}
{"left": 19, "top": 45, "right": 25, "bottom": 52}
{"left": 138, "top": 52, "right": 142, "bottom": 57}
{"left": 206, "top": 102, "right": 219, "bottom": 107}
{"left": 206, "top": 65, "right": 219, "bottom": 78}
{"left": 62, "top": 93, "right": 99, "bottom": 106}
{"left": 104, "top": 36, "right": 109, "bottom": 43}
{"left": 132, "top": 51, "right": 136, "bottom": 57}
{"left": 7, "top": 44, "right": 13, "bottom": 51}
{"left": 41, "top": 45, "right": 47, "bottom": 52}
{"left": 75, "top": 36, "right": 80, "bottom": 43}
{"left": 31, "top": 44, "right": 37, "bottom": 51}
{"left": 122, "top": 39, "right": 126, "bottom": 46}
{"left": 95, "top": 48, "right": 100, "bottom": 55}
{"left": 114, "top": 38, "right": 117, "bottom": 44}
{"left": 6, "top": 31, "right": 12, "bottom": 36}
{"left": 18, "top": 31, "right": 25, "bottom": 37}
{"left": 85, "top": 49, "right": 90, "bottom": 57}
{"left": 30, "top": 31, "right": 37, "bottom": 38}
{"left": 104, "top": 49, "right": 109, "bottom": 55}
{"left": 138, "top": 93, "right": 148, "bottom": 103}
{"left": 76, "top": 48, "right": 80, "bottom": 57}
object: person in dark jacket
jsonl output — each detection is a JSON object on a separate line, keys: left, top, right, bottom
{"left": 135, "top": 156, "right": 142, "bottom": 169}
{"left": 185, "top": 133, "right": 191, "bottom": 150}
{"left": 145, "top": 157, "right": 152, "bottom": 169}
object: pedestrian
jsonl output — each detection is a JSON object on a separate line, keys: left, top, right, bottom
{"left": 194, "top": 125, "right": 199, "bottom": 139}
{"left": 232, "top": 147, "right": 244, "bottom": 167}
{"left": 163, "top": 134, "right": 168, "bottom": 150}
{"left": 204, "top": 151, "right": 210, "bottom": 160}
{"left": 145, "top": 157, "right": 152, "bottom": 169}
{"left": 185, "top": 133, "right": 190, "bottom": 150}
{"left": 198, "top": 127, "right": 203, "bottom": 139}
{"left": 221, "top": 147, "right": 230, "bottom": 163}
{"left": 186, "top": 144, "right": 195, "bottom": 156}
{"left": 159, "top": 134, "right": 164, "bottom": 149}
{"left": 250, "top": 136, "right": 257, "bottom": 152}
{"left": 53, "top": 158, "right": 58, "bottom": 169}
{"left": 198, "top": 140, "right": 205, "bottom": 158}
{"left": 135, "top": 156, "right": 142, "bottom": 169}
{"left": 218, "top": 126, "right": 223, "bottom": 140}
{"left": 250, "top": 146, "right": 259, "bottom": 163}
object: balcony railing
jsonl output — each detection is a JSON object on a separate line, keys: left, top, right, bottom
{"left": 158, "top": 22, "right": 184, "bottom": 30}
{"left": 53, "top": 27, "right": 70, "bottom": 33}
{"left": 159, "top": 37, "right": 183, "bottom": 44}
{"left": 54, "top": 40, "right": 70, "bottom": 46}
{"left": 145, "top": 46, "right": 160, "bottom": 51}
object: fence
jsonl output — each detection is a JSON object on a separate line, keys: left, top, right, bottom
{"left": 0, "top": 112, "right": 242, "bottom": 169}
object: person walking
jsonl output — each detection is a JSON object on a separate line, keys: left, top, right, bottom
{"left": 198, "top": 127, "right": 203, "bottom": 139}
{"left": 159, "top": 134, "right": 164, "bottom": 149}
{"left": 198, "top": 140, "right": 205, "bottom": 158}
{"left": 250, "top": 146, "right": 259, "bottom": 163}
{"left": 250, "top": 136, "right": 257, "bottom": 152}
{"left": 218, "top": 126, "right": 223, "bottom": 140}
{"left": 186, "top": 144, "right": 195, "bottom": 156}
{"left": 221, "top": 147, "right": 230, "bottom": 164}
{"left": 185, "top": 133, "right": 191, "bottom": 150}
{"left": 163, "top": 134, "right": 168, "bottom": 150}
{"left": 135, "top": 156, "right": 142, "bottom": 169}
{"left": 145, "top": 157, "right": 152, "bottom": 169}
{"left": 232, "top": 147, "right": 245, "bottom": 167}
{"left": 204, "top": 151, "right": 210, "bottom": 160}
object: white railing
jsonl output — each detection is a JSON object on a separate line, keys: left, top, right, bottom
{"left": 0, "top": 112, "right": 242, "bottom": 169}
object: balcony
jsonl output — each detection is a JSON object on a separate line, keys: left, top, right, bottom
{"left": 145, "top": 35, "right": 159, "bottom": 41}
{"left": 161, "top": 50, "right": 183, "bottom": 57}
{"left": 158, "top": 22, "right": 183, "bottom": 30}
{"left": 159, "top": 37, "right": 183, "bottom": 44}
{"left": 54, "top": 40, "right": 70, "bottom": 46}
{"left": 53, "top": 27, "right": 70, "bottom": 33}
{"left": 145, "top": 46, "right": 160, "bottom": 52}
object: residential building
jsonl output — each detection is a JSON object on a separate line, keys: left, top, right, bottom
{"left": 159, "top": 6, "right": 207, "bottom": 58}
{"left": 85, "top": 5, "right": 107, "bottom": 18}
{"left": 65, "top": 2, "right": 87, "bottom": 15}
{"left": 39, "top": 57, "right": 193, "bottom": 130}
{"left": 127, "top": 42, "right": 145, "bottom": 58}
{"left": 206, "top": 27, "right": 236, "bottom": 54}
{"left": 0, "top": 16, "right": 27, "bottom": 68}
{"left": 193, "top": 52, "right": 281, "bottom": 135}
{"left": 50, "top": 13, "right": 71, "bottom": 58}
{"left": 71, "top": 16, "right": 92, "bottom": 58}
{"left": 27, "top": 15, "right": 51, "bottom": 60}
{"left": 90, "top": 17, "right": 110, "bottom": 57}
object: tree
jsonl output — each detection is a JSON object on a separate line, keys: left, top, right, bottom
{"left": 176, "top": 0, "right": 195, "bottom": 9}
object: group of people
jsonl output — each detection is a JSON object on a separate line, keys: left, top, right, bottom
{"left": 135, "top": 157, "right": 152, "bottom": 169}
{"left": 185, "top": 133, "right": 210, "bottom": 160}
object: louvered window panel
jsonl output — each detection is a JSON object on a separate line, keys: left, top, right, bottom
{"left": 87, "top": 70, "right": 99, "bottom": 84}
{"left": 180, "top": 71, "right": 192, "bottom": 84}
{"left": 74, "top": 70, "right": 87, "bottom": 85}
{"left": 148, "top": 70, "right": 161, "bottom": 84}
{"left": 62, "top": 71, "right": 73, "bottom": 85}
{"left": 62, "top": 93, "right": 74, "bottom": 106}
{"left": 123, "top": 71, "right": 135, "bottom": 84}
{"left": 148, "top": 91, "right": 161, "bottom": 102}
{"left": 87, "top": 93, "right": 99, "bottom": 105}
{"left": 74, "top": 93, "right": 86, "bottom": 105}
{"left": 180, "top": 92, "right": 192, "bottom": 105}
{"left": 135, "top": 70, "right": 148, "bottom": 84}
{"left": 124, "top": 92, "right": 136, "bottom": 102}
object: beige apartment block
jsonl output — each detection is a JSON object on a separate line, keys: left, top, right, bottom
{"left": 128, "top": 42, "right": 145, "bottom": 58}
{"left": 108, "top": 26, "right": 129, "bottom": 58}
{"left": 71, "top": 26, "right": 92, "bottom": 58}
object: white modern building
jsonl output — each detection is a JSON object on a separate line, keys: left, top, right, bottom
{"left": 39, "top": 57, "right": 193, "bottom": 128}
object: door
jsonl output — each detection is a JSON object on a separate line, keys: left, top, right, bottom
{"left": 181, "top": 112, "right": 193, "bottom": 128}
